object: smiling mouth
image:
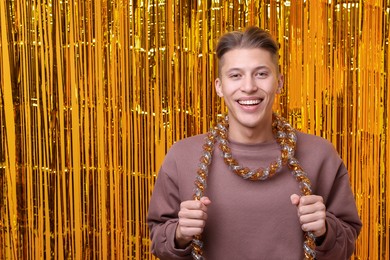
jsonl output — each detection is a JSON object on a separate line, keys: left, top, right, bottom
{"left": 237, "top": 99, "right": 263, "bottom": 105}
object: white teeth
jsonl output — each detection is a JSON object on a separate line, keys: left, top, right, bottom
{"left": 238, "top": 100, "right": 261, "bottom": 105}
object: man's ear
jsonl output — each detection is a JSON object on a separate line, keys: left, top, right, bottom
{"left": 215, "top": 78, "right": 223, "bottom": 97}
{"left": 277, "top": 74, "right": 284, "bottom": 94}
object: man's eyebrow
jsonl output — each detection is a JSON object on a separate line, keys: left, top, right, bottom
{"left": 225, "top": 68, "right": 242, "bottom": 73}
{"left": 225, "top": 65, "right": 270, "bottom": 72}
{"left": 253, "top": 65, "right": 271, "bottom": 70}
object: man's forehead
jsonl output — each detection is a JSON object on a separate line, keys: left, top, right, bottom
{"left": 219, "top": 49, "right": 276, "bottom": 71}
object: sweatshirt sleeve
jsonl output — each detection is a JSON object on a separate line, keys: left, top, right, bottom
{"left": 315, "top": 164, "right": 362, "bottom": 259}
{"left": 147, "top": 165, "right": 193, "bottom": 260}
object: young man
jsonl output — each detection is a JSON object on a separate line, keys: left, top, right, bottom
{"left": 147, "top": 26, "right": 362, "bottom": 259}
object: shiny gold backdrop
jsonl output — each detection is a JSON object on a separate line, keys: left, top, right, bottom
{"left": 0, "top": 0, "right": 388, "bottom": 259}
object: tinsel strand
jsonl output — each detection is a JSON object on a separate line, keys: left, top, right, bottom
{"left": 192, "top": 113, "right": 316, "bottom": 260}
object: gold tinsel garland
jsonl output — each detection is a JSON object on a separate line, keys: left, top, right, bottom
{"left": 0, "top": 0, "right": 388, "bottom": 259}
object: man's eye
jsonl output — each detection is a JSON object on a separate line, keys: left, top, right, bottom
{"left": 256, "top": 72, "right": 268, "bottom": 78}
{"left": 230, "top": 74, "right": 241, "bottom": 79}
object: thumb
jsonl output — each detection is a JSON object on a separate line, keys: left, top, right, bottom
{"left": 290, "top": 194, "right": 300, "bottom": 206}
{"left": 200, "top": 196, "right": 212, "bottom": 206}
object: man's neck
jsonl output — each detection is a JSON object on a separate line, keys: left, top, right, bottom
{"left": 227, "top": 124, "right": 274, "bottom": 144}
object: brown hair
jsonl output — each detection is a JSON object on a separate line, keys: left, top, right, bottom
{"left": 216, "top": 26, "right": 279, "bottom": 73}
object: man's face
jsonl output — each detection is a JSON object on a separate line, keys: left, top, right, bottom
{"left": 215, "top": 48, "right": 283, "bottom": 142}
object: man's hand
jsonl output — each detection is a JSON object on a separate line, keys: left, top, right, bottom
{"left": 290, "top": 194, "right": 327, "bottom": 238}
{"left": 175, "top": 197, "right": 211, "bottom": 248}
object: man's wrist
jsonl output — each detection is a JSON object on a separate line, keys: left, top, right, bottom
{"left": 315, "top": 222, "right": 328, "bottom": 246}
{"left": 174, "top": 237, "right": 192, "bottom": 249}
{"left": 175, "top": 227, "right": 192, "bottom": 249}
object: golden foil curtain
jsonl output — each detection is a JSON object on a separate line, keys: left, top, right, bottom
{"left": 0, "top": 0, "right": 388, "bottom": 259}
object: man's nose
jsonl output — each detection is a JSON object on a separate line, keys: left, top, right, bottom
{"left": 240, "top": 77, "right": 257, "bottom": 93}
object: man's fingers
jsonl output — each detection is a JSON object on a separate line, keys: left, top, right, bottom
{"left": 301, "top": 220, "right": 325, "bottom": 232}
{"left": 179, "top": 218, "right": 207, "bottom": 228}
{"left": 200, "top": 196, "right": 211, "bottom": 205}
{"left": 180, "top": 199, "right": 208, "bottom": 211}
{"left": 290, "top": 194, "right": 300, "bottom": 205}
{"left": 298, "top": 201, "right": 326, "bottom": 215}
{"left": 299, "top": 210, "right": 326, "bottom": 224}
{"left": 300, "top": 219, "right": 327, "bottom": 237}
{"left": 178, "top": 197, "right": 211, "bottom": 221}
{"left": 292, "top": 195, "right": 327, "bottom": 237}
{"left": 299, "top": 195, "right": 324, "bottom": 205}
{"left": 178, "top": 208, "right": 208, "bottom": 220}
{"left": 176, "top": 198, "right": 211, "bottom": 242}
{"left": 175, "top": 198, "right": 211, "bottom": 248}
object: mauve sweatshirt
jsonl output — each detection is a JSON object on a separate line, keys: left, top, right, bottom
{"left": 147, "top": 131, "right": 362, "bottom": 260}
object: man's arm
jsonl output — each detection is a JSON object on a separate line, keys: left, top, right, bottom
{"left": 147, "top": 168, "right": 193, "bottom": 260}
{"left": 313, "top": 170, "right": 362, "bottom": 259}
{"left": 147, "top": 167, "right": 211, "bottom": 260}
